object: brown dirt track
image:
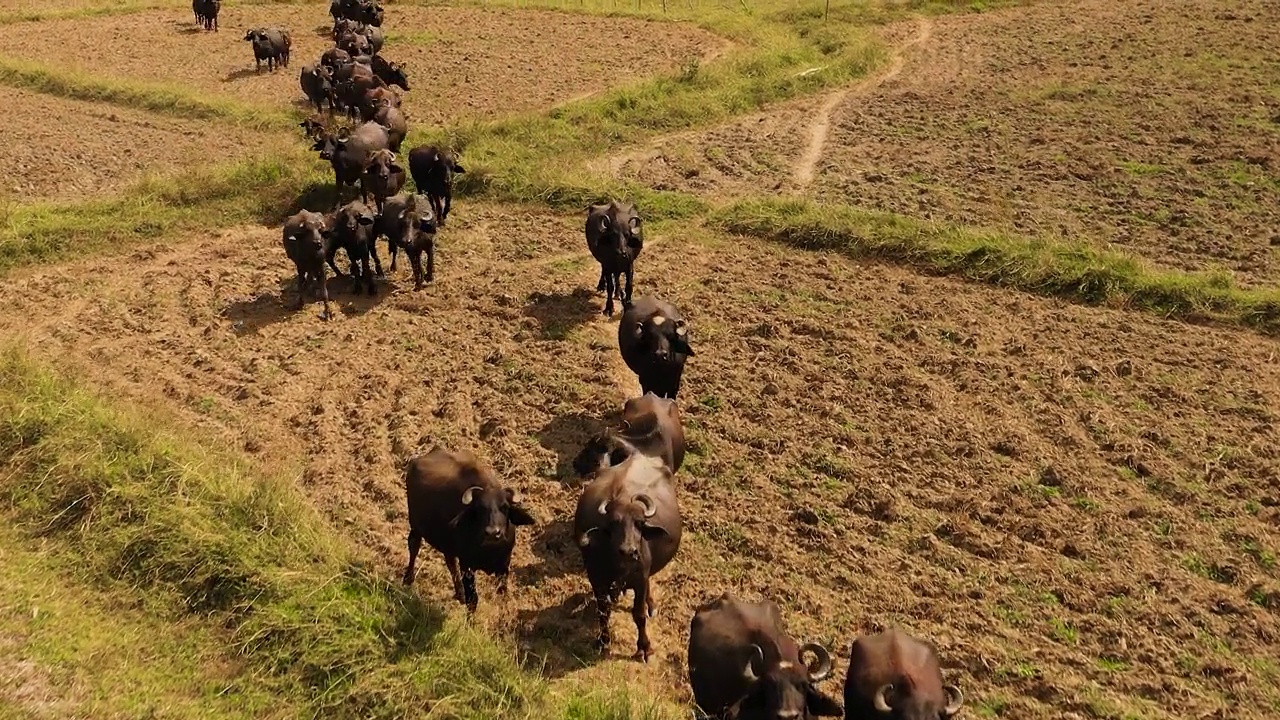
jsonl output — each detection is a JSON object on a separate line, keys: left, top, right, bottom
{"left": 0, "top": 87, "right": 290, "bottom": 202}
{"left": 0, "top": 5, "right": 722, "bottom": 125}
{"left": 2, "top": 201, "right": 1279, "bottom": 718}
{"left": 610, "top": 0, "right": 1280, "bottom": 286}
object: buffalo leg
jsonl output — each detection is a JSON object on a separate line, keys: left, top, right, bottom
{"left": 602, "top": 273, "right": 615, "bottom": 317}
{"left": 441, "top": 191, "right": 452, "bottom": 226}
{"left": 623, "top": 266, "right": 634, "bottom": 309}
{"left": 292, "top": 269, "right": 307, "bottom": 310}
{"left": 424, "top": 238, "right": 435, "bottom": 283}
{"left": 596, "top": 266, "right": 607, "bottom": 292}
{"left": 368, "top": 238, "right": 385, "bottom": 278}
{"left": 363, "top": 254, "right": 376, "bottom": 296}
{"left": 594, "top": 588, "right": 614, "bottom": 653}
{"left": 325, "top": 244, "right": 346, "bottom": 277}
{"left": 388, "top": 237, "right": 399, "bottom": 273}
{"left": 632, "top": 580, "right": 652, "bottom": 662}
{"left": 408, "top": 249, "right": 424, "bottom": 291}
{"left": 317, "top": 268, "right": 332, "bottom": 320}
{"left": 444, "top": 554, "right": 463, "bottom": 602}
{"left": 461, "top": 566, "right": 478, "bottom": 613}
{"left": 402, "top": 530, "right": 421, "bottom": 584}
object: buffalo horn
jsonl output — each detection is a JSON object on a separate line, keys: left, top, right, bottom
{"left": 799, "top": 642, "right": 833, "bottom": 682}
{"left": 460, "top": 485, "right": 484, "bottom": 505}
{"left": 873, "top": 684, "right": 894, "bottom": 714}
{"left": 742, "top": 643, "right": 764, "bottom": 682}
{"left": 943, "top": 685, "right": 964, "bottom": 716}
{"left": 633, "top": 493, "right": 656, "bottom": 518}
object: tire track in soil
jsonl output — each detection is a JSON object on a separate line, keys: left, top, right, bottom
{"left": 790, "top": 15, "right": 933, "bottom": 189}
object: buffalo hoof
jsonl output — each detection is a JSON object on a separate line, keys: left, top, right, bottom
{"left": 633, "top": 648, "right": 650, "bottom": 663}
{"left": 401, "top": 569, "right": 414, "bottom": 585}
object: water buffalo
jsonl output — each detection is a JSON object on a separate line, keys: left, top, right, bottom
{"left": 617, "top": 296, "right": 695, "bottom": 400}
{"left": 572, "top": 392, "right": 685, "bottom": 478}
{"left": 406, "top": 145, "right": 465, "bottom": 226}
{"left": 575, "top": 453, "right": 682, "bottom": 662}
{"left": 376, "top": 192, "right": 437, "bottom": 290}
{"left": 244, "top": 27, "right": 291, "bottom": 72}
{"left": 843, "top": 629, "right": 964, "bottom": 720}
{"left": 585, "top": 201, "right": 643, "bottom": 316}
{"left": 688, "top": 592, "right": 843, "bottom": 720}
{"left": 281, "top": 210, "right": 334, "bottom": 319}
{"left": 402, "top": 447, "right": 536, "bottom": 612}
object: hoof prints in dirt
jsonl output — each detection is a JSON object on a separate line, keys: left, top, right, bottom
{"left": 2, "top": 211, "right": 1280, "bottom": 716}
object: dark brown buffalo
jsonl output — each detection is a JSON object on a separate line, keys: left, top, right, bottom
{"left": 281, "top": 210, "right": 334, "bottom": 320}
{"left": 328, "top": 200, "right": 382, "bottom": 295}
{"left": 843, "top": 629, "right": 963, "bottom": 720}
{"left": 572, "top": 392, "right": 685, "bottom": 478}
{"left": 299, "top": 64, "right": 335, "bottom": 113}
{"left": 688, "top": 592, "right": 843, "bottom": 720}
{"left": 406, "top": 145, "right": 465, "bottom": 226}
{"left": 585, "top": 200, "right": 642, "bottom": 316}
{"left": 402, "top": 447, "right": 536, "bottom": 612}
{"left": 244, "top": 27, "right": 291, "bottom": 72}
{"left": 375, "top": 192, "right": 437, "bottom": 290}
{"left": 360, "top": 148, "right": 406, "bottom": 213}
{"left": 574, "top": 453, "right": 682, "bottom": 662}
{"left": 617, "top": 296, "right": 695, "bottom": 400}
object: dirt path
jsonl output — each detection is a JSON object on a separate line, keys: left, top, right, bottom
{"left": 790, "top": 15, "right": 933, "bottom": 188}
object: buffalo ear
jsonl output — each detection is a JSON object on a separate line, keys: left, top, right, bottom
{"left": 389, "top": 162, "right": 404, "bottom": 175}
{"left": 452, "top": 164, "right": 466, "bottom": 174}
{"left": 805, "top": 688, "right": 844, "bottom": 718}
{"left": 670, "top": 335, "right": 695, "bottom": 357}
{"left": 640, "top": 523, "right": 668, "bottom": 541}
{"left": 358, "top": 214, "right": 375, "bottom": 226}
{"left": 507, "top": 504, "right": 536, "bottom": 526}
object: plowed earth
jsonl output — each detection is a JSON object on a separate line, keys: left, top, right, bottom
{"left": 0, "top": 5, "right": 722, "bottom": 125}
{"left": 1, "top": 198, "right": 1278, "bottom": 718}
{"left": 609, "top": 0, "right": 1280, "bottom": 286}
{"left": 0, "top": 87, "right": 291, "bottom": 202}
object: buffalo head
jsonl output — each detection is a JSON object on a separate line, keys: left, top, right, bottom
{"left": 579, "top": 493, "right": 668, "bottom": 567}
{"left": 870, "top": 681, "right": 963, "bottom": 720}
{"left": 729, "top": 643, "right": 843, "bottom": 720}
{"left": 452, "top": 484, "right": 535, "bottom": 546}
{"left": 632, "top": 312, "right": 694, "bottom": 363}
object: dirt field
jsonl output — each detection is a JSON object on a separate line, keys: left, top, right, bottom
{"left": 2, "top": 197, "right": 1278, "bottom": 718}
{"left": 609, "top": 0, "right": 1280, "bottom": 286}
{"left": 0, "top": 87, "right": 291, "bottom": 202}
{"left": 0, "top": 4, "right": 723, "bottom": 125}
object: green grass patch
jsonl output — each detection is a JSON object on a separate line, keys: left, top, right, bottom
{"left": 0, "top": 524, "right": 300, "bottom": 719}
{"left": 0, "top": 57, "right": 291, "bottom": 129}
{"left": 0, "top": 348, "right": 684, "bottom": 719}
{"left": 0, "top": 0, "right": 177, "bottom": 25}
{"left": 0, "top": 152, "right": 326, "bottom": 276}
{"left": 709, "top": 196, "right": 1280, "bottom": 335}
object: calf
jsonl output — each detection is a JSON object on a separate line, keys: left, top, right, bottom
{"left": 407, "top": 145, "right": 465, "bottom": 226}
{"left": 617, "top": 296, "right": 695, "bottom": 400}
{"left": 280, "top": 210, "right": 334, "bottom": 320}
{"left": 843, "top": 630, "right": 963, "bottom": 720}
{"left": 299, "top": 64, "right": 335, "bottom": 113}
{"left": 402, "top": 447, "right": 536, "bottom": 612}
{"left": 688, "top": 593, "right": 843, "bottom": 720}
{"left": 359, "top": 86, "right": 401, "bottom": 118}
{"left": 361, "top": 148, "right": 406, "bottom": 213}
{"left": 299, "top": 116, "right": 326, "bottom": 142}
{"left": 334, "top": 61, "right": 385, "bottom": 120}
{"left": 244, "top": 28, "right": 291, "bottom": 72}
{"left": 328, "top": 200, "right": 382, "bottom": 295}
{"left": 574, "top": 453, "right": 682, "bottom": 662}
{"left": 585, "top": 201, "right": 643, "bottom": 316}
{"left": 376, "top": 192, "right": 437, "bottom": 290}
{"left": 572, "top": 392, "right": 685, "bottom": 478}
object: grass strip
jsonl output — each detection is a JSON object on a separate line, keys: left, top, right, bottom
{"left": 710, "top": 196, "right": 1280, "bottom": 334}
{"left": 0, "top": 152, "right": 327, "bottom": 276}
{"left": 0, "top": 57, "right": 292, "bottom": 129}
{"left": 0, "top": 348, "right": 684, "bottom": 719}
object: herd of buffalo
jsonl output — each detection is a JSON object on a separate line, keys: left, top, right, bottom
{"left": 192, "top": 1, "right": 967, "bottom": 717}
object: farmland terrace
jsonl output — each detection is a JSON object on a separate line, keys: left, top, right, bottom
{"left": 1, "top": 0, "right": 1277, "bottom": 719}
